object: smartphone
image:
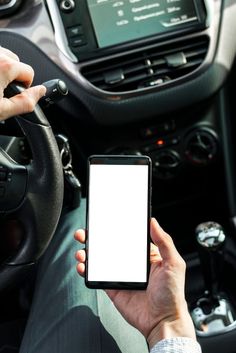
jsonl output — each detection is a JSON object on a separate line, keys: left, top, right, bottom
{"left": 85, "top": 155, "right": 152, "bottom": 290}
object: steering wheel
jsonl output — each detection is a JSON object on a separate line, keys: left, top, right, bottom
{"left": 0, "top": 83, "right": 64, "bottom": 291}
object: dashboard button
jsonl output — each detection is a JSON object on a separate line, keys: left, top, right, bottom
{"left": 67, "top": 25, "right": 83, "bottom": 38}
{"left": 140, "top": 121, "right": 176, "bottom": 138}
{"left": 170, "top": 137, "right": 180, "bottom": 145}
{"left": 142, "top": 144, "right": 157, "bottom": 153}
{"left": 70, "top": 36, "right": 87, "bottom": 47}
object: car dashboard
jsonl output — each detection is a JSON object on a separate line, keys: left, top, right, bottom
{"left": 1, "top": 1, "right": 236, "bottom": 353}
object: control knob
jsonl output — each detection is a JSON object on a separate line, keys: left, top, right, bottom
{"left": 40, "top": 79, "right": 68, "bottom": 108}
{"left": 60, "top": 0, "right": 75, "bottom": 13}
{"left": 153, "top": 150, "right": 181, "bottom": 179}
{"left": 185, "top": 129, "right": 218, "bottom": 166}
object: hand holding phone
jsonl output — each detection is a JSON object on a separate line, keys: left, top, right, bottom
{"left": 85, "top": 155, "right": 152, "bottom": 289}
{"left": 75, "top": 219, "right": 196, "bottom": 349}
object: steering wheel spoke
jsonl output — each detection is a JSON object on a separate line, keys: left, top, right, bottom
{"left": 0, "top": 148, "right": 27, "bottom": 212}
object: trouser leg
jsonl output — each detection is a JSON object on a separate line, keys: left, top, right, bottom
{"left": 20, "top": 199, "right": 148, "bottom": 353}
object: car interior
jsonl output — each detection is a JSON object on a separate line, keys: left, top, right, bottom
{"left": 0, "top": 0, "right": 236, "bottom": 352}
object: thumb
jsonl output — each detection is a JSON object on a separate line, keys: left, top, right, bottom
{"left": 150, "top": 218, "right": 179, "bottom": 262}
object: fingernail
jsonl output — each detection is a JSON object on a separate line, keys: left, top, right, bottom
{"left": 151, "top": 217, "right": 159, "bottom": 226}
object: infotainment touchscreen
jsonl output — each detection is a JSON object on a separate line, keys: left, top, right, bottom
{"left": 87, "top": 0, "right": 199, "bottom": 48}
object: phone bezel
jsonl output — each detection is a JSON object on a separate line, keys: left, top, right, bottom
{"left": 85, "top": 155, "right": 152, "bottom": 290}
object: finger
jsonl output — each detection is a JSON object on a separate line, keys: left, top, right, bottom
{"left": 76, "top": 262, "right": 85, "bottom": 277}
{"left": 12, "top": 62, "right": 35, "bottom": 87}
{"left": 74, "top": 229, "right": 86, "bottom": 244}
{"left": 75, "top": 249, "right": 86, "bottom": 263}
{"left": 0, "top": 47, "right": 20, "bottom": 62}
{"left": 150, "top": 218, "right": 180, "bottom": 262}
{"left": 0, "top": 85, "right": 46, "bottom": 121}
{"left": 0, "top": 59, "right": 35, "bottom": 88}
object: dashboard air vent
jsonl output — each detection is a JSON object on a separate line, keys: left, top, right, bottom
{"left": 81, "top": 37, "right": 209, "bottom": 93}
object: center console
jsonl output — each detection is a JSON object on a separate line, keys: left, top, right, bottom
{"left": 47, "top": 0, "right": 207, "bottom": 62}
{"left": 45, "top": 0, "right": 209, "bottom": 91}
{"left": 44, "top": 0, "right": 219, "bottom": 127}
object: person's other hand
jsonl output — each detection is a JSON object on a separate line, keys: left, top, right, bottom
{"left": 74, "top": 218, "right": 196, "bottom": 349}
{"left": 0, "top": 46, "right": 46, "bottom": 121}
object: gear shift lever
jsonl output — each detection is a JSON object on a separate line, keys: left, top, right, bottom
{"left": 196, "top": 221, "right": 225, "bottom": 300}
{"left": 191, "top": 222, "right": 236, "bottom": 336}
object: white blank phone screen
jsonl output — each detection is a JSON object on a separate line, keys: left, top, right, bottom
{"left": 88, "top": 164, "right": 149, "bottom": 282}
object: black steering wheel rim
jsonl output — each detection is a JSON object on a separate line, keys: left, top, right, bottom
{"left": 0, "top": 87, "right": 64, "bottom": 291}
